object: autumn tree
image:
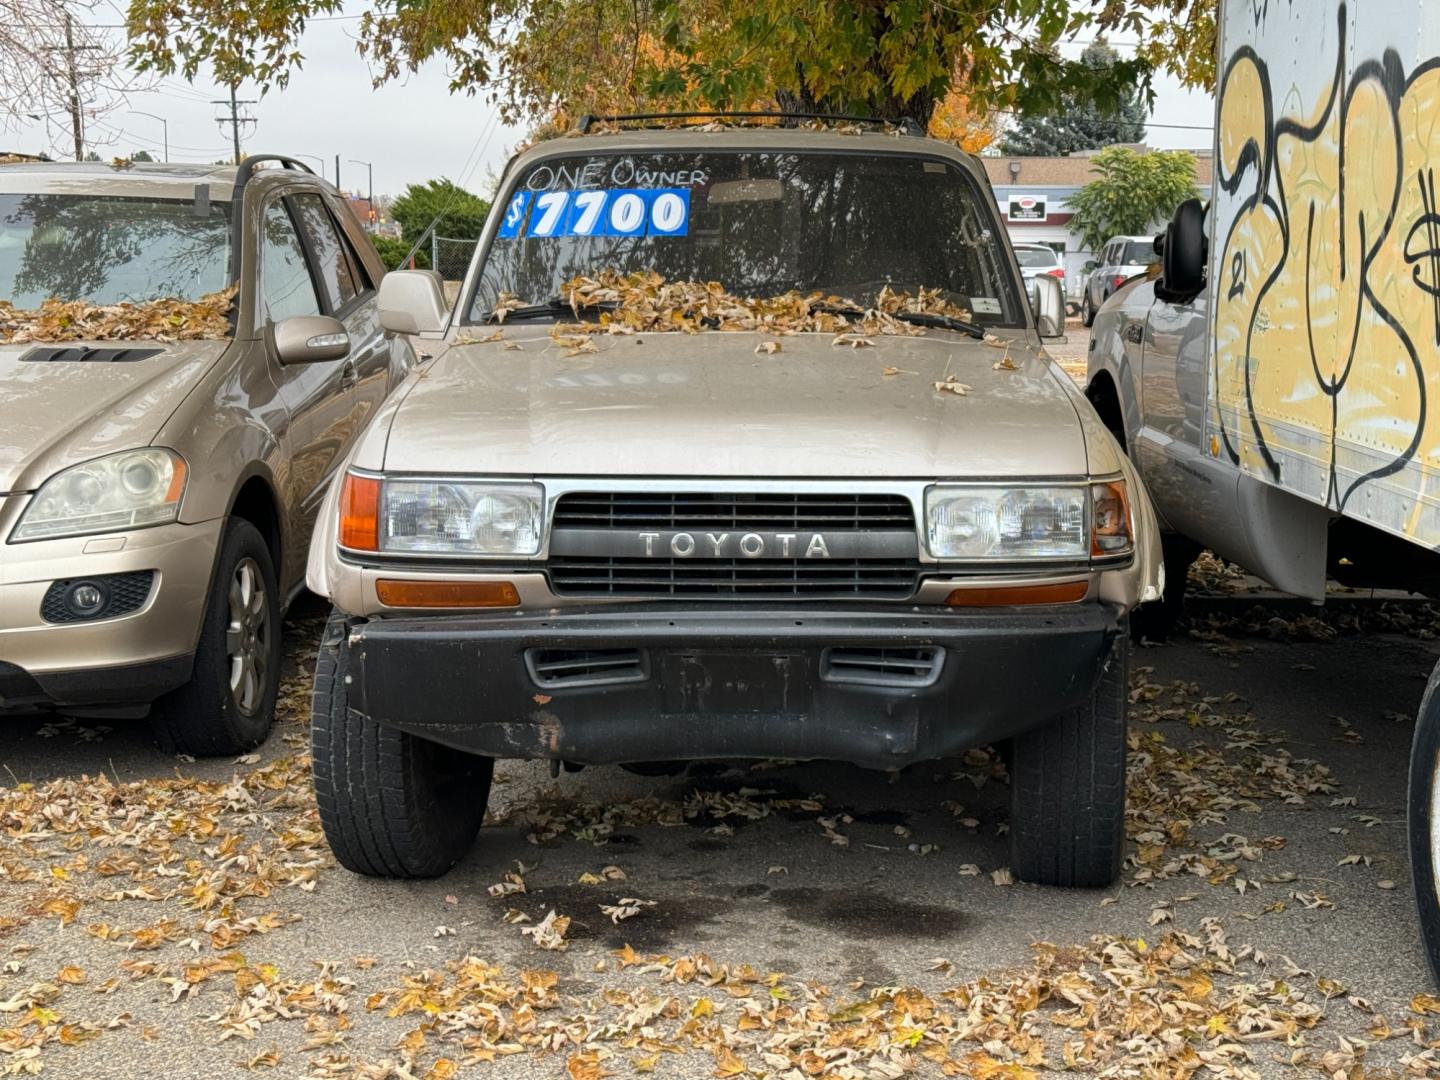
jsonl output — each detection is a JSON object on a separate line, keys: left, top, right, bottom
{"left": 999, "top": 42, "right": 1148, "bottom": 155}
{"left": 1066, "top": 146, "right": 1198, "bottom": 253}
{"left": 125, "top": 0, "right": 1190, "bottom": 130}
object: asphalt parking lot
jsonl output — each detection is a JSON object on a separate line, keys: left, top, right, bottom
{"left": 2, "top": 582, "right": 1440, "bottom": 1079}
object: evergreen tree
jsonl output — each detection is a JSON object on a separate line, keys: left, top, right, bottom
{"left": 999, "top": 42, "right": 1147, "bottom": 155}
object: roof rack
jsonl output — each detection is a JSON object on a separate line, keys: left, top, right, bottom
{"left": 575, "top": 111, "right": 926, "bottom": 137}
{"left": 233, "top": 154, "right": 315, "bottom": 190}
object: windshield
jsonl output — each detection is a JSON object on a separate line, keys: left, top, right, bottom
{"left": 469, "top": 149, "right": 1022, "bottom": 326}
{"left": 1014, "top": 247, "right": 1060, "bottom": 268}
{"left": 0, "top": 193, "right": 232, "bottom": 306}
{"left": 1120, "top": 241, "right": 1159, "bottom": 267}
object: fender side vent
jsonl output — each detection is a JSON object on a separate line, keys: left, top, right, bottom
{"left": 526, "top": 648, "right": 649, "bottom": 689}
{"left": 820, "top": 646, "right": 944, "bottom": 688}
{"left": 20, "top": 346, "right": 165, "bottom": 364}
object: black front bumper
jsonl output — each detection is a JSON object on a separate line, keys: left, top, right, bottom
{"left": 346, "top": 603, "right": 1124, "bottom": 770}
{"left": 0, "top": 654, "right": 193, "bottom": 716}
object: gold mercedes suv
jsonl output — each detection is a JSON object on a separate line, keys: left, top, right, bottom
{"left": 0, "top": 155, "right": 414, "bottom": 754}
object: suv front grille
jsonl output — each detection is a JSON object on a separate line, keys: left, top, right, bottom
{"left": 552, "top": 492, "right": 915, "bottom": 531}
{"left": 548, "top": 555, "right": 919, "bottom": 598}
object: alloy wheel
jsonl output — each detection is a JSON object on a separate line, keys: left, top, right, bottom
{"left": 225, "top": 557, "right": 271, "bottom": 716}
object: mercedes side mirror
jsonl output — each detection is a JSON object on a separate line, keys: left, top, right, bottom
{"left": 270, "top": 315, "right": 350, "bottom": 365}
{"left": 1029, "top": 274, "right": 1066, "bottom": 340}
{"left": 1155, "top": 198, "right": 1207, "bottom": 303}
{"left": 378, "top": 268, "right": 450, "bottom": 335}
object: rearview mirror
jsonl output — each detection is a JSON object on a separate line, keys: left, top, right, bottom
{"left": 1029, "top": 275, "right": 1066, "bottom": 340}
{"left": 270, "top": 315, "right": 350, "bottom": 365}
{"left": 378, "top": 268, "right": 450, "bottom": 335}
{"left": 1155, "top": 198, "right": 1207, "bottom": 303}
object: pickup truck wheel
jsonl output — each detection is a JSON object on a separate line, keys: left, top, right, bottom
{"left": 1131, "top": 536, "right": 1201, "bottom": 643}
{"left": 1008, "top": 625, "right": 1128, "bottom": 887}
{"left": 311, "top": 613, "right": 494, "bottom": 878}
{"left": 149, "top": 518, "right": 279, "bottom": 756}
{"left": 1408, "top": 658, "right": 1440, "bottom": 987}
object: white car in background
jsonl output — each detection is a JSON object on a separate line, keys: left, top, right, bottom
{"left": 1012, "top": 243, "right": 1066, "bottom": 293}
{"left": 1081, "top": 235, "right": 1159, "bottom": 326}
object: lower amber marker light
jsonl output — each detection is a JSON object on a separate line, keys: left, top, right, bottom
{"left": 375, "top": 580, "right": 521, "bottom": 608}
{"left": 944, "top": 581, "right": 1088, "bottom": 607}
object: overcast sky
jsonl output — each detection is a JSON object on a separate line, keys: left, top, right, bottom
{"left": 5, "top": 6, "right": 1214, "bottom": 200}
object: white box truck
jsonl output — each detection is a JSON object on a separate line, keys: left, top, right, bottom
{"left": 1086, "top": 0, "right": 1440, "bottom": 984}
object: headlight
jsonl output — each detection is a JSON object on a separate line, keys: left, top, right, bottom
{"left": 925, "top": 481, "right": 1132, "bottom": 561}
{"left": 339, "top": 474, "right": 543, "bottom": 555}
{"left": 10, "top": 449, "right": 187, "bottom": 542}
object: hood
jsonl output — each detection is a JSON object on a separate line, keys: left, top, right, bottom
{"left": 382, "top": 329, "right": 1088, "bottom": 478}
{"left": 0, "top": 339, "right": 230, "bottom": 492}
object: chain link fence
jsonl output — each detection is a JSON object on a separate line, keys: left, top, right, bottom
{"left": 430, "top": 235, "right": 478, "bottom": 285}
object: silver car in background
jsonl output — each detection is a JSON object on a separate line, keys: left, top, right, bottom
{"left": 1081, "top": 235, "right": 1159, "bottom": 326}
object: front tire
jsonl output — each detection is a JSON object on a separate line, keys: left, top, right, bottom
{"left": 149, "top": 518, "right": 280, "bottom": 756}
{"left": 1408, "top": 659, "right": 1440, "bottom": 987}
{"left": 1008, "top": 626, "right": 1128, "bottom": 887}
{"left": 1082, "top": 291, "right": 1096, "bottom": 327}
{"left": 311, "top": 612, "right": 494, "bottom": 878}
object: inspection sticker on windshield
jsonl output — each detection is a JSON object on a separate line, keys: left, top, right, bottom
{"left": 514, "top": 188, "right": 690, "bottom": 239}
{"left": 970, "top": 297, "right": 1002, "bottom": 315}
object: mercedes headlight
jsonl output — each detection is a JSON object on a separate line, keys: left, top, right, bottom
{"left": 10, "top": 448, "right": 187, "bottom": 542}
{"left": 925, "top": 482, "right": 1132, "bottom": 561}
{"left": 340, "top": 475, "right": 544, "bottom": 555}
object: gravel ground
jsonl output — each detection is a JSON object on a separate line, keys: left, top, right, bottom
{"left": 1, "top": 593, "right": 1439, "bottom": 1079}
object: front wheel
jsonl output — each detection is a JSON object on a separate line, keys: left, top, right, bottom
{"left": 1408, "top": 659, "right": 1440, "bottom": 987}
{"left": 1082, "top": 291, "right": 1096, "bottom": 327}
{"left": 1008, "top": 626, "right": 1128, "bottom": 886}
{"left": 149, "top": 518, "right": 280, "bottom": 756}
{"left": 311, "top": 612, "right": 494, "bottom": 878}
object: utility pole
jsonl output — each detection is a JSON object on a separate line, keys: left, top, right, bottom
{"left": 334, "top": 154, "right": 341, "bottom": 190}
{"left": 43, "top": 14, "right": 100, "bottom": 161}
{"left": 349, "top": 159, "right": 374, "bottom": 229}
{"left": 211, "top": 85, "right": 257, "bottom": 164}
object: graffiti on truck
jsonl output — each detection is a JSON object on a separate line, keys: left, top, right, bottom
{"left": 1210, "top": 1, "right": 1440, "bottom": 542}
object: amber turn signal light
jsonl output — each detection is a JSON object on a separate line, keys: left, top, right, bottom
{"left": 944, "top": 581, "right": 1088, "bottom": 607}
{"left": 339, "top": 473, "right": 381, "bottom": 551}
{"left": 375, "top": 580, "right": 522, "bottom": 608}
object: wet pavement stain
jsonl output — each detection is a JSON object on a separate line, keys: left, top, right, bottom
{"left": 766, "top": 887, "right": 967, "bottom": 938}
{"left": 511, "top": 884, "right": 727, "bottom": 951}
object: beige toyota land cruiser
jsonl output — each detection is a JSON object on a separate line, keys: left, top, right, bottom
{"left": 306, "top": 117, "right": 1162, "bottom": 885}
{"left": 0, "top": 156, "right": 413, "bottom": 754}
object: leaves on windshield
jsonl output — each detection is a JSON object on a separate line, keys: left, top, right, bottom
{"left": 550, "top": 270, "right": 973, "bottom": 340}
{"left": 0, "top": 286, "right": 236, "bottom": 344}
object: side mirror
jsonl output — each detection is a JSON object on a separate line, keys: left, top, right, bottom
{"left": 378, "top": 269, "right": 450, "bottom": 335}
{"left": 1029, "top": 274, "right": 1066, "bottom": 339}
{"left": 1083, "top": 260, "right": 1097, "bottom": 273}
{"left": 1155, "top": 198, "right": 1207, "bottom": 303}
{"left": 270, "top": 315, "right": 350, "bottom": 365}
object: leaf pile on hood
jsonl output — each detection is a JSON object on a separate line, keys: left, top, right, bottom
{"left": 0, "top": 285, "right": 236, "bottom": 344}
{"left": 539, "top": 270, "right": 973, "bottom": 338}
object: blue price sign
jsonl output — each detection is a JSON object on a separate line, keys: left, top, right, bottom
{"left": 518, "top": 189, "right": 692, "bottom": 238}
{"left": 497, "top": 191, "right": 532, "bottom": 238}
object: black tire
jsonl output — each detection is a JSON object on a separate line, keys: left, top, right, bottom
{"left": 1082, "top": 291, "right": 1096, "bottom": 327}
{"left": 1008, "top": 626, "right": 1128, "bottom": 887}
{"left": 149, "top": 518, "right": 280, "bottom": 756}
{"left": 1408, "top": 658, "right": 1440, "bottom": 988}
{"left": 311, "top": 612, "right": 494, "bottom": 877}
{"left": 1131, "top": 535, "right": 1202, "bottom": 644}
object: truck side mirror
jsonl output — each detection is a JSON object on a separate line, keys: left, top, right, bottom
{"left": 378, "top": 269, "right": 450, "bottom": 335}
{"left": 1155, "top": 198, "right": 1207, "bottom": 303}
{"left": 1029, "top": 274, "right": 1066, "bottom": 339}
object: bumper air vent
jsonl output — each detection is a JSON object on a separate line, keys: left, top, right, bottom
{"left": 820, "top": 646, "right": 944, "bottom": 688}
{"left": 526, "top": 647, "right": 649, "bottom": 689}
{"left": 20, "top": 346, "right": 165, "bottom": 364}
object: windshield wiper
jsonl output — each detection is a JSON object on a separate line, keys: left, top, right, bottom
{"left": 808, "top": 301, "right": 987, "bottom": 340}
{"left": 482, "top": 296, "right": 618, "bottom": 323}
